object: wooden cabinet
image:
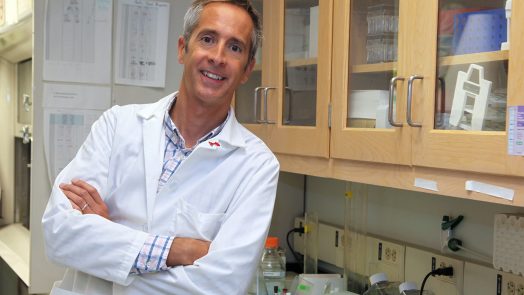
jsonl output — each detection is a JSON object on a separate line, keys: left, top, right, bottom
{"left": 234, "top": 0, "right": 524, "bottom": 205}
{"left": 331, "top": 0, "right": 524, "bottom": 177}
{"left": 235, "top": 0, "right": 332, "bottom": 158}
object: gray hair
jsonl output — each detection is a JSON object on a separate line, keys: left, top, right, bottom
{"left": 183, "top": 0, "right": 262, "bottom": 64}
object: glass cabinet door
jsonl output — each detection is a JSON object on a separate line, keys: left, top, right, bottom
{"left": 265, "top": 0, "right": 331, "bottom": 158}
{"left": 235, "top": 0, "right": 264, "bottom": 125}
{"left": 346, "top": 0, "right": 399, "bottom": 130}
{"left": 435, "top": 0, "right": 508, "bottom": 132}
{"left": 282, "top": 0, "right": 318, "bottom": 127}
{"left": 235, "top": 0, "right": 331, "bottom": 158}
{"left": 413, "top": 0, "right": 524, "bottom": 176}
{"left": 331, "top": 0, "right": 411, "bottom": 164}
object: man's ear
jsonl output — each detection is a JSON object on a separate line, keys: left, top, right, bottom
{"left": 177, "top": 36, "right": 186, "bottom": 64}
{"left": 240, "top": 58, "right": 256, "bottom": 84}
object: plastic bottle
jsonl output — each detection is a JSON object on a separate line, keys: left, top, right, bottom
{"left": 362, "top": 273, "right": 400, "bottom": 295}
{"left": 398, "top": 281, "right": 435, "bottom": 295}
{"left": 260, "top": 236, "right": 286, "bottom": 295}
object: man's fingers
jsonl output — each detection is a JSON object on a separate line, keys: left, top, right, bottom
{"left": 71, "top": 179, "right": 105, "bottom": 205}
{"left": 60, "top": 182, "right": 97, "bottom": 209}
{"left": 69, "top": 200, "right": 81, "bottom": 211}
{"left": 60, "top": 180, "right": 110, "bottom": 219}
{"left": 61, "top": 188, "right": 86, "bottom": 210}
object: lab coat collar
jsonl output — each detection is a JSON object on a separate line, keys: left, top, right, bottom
{"left": 139, "top": 92, "right": 247, "bottom": 227}
{"left": 137, "top": 92, "right": 175, "bottom": 120}
{"left": 137, "top": 92, "right": 247, "bottom": 149}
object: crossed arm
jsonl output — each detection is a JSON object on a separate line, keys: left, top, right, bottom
{"left": 60, "top": 179, "right": 209, "bottom": 268}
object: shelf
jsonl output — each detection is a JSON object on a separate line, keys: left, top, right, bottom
{"left": 439, "top": 50, "right": 509, "bottom": 66}
{"left": 0, "top": 224, "right": 30, "bottom": 285}
{"left": 349, "top": 51, "right": 508, "bottom": 73}
{"left": 352, "top": 62, "right": 397, "bottom": 73}
{"left": 286, "top": 57, "right": 317, "bottom": 68}
{"left": 0, "top": 16, "right": 32, "bottom": 63}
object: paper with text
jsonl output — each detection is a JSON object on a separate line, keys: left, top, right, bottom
{"left": 43, "top": 83, "right": 111, "bottom": 183}
{"left": 115, "top": 0, "right": 170, "bottom": 87}
{"left": 44, "top": 0, "right": 112, "bottom": 83}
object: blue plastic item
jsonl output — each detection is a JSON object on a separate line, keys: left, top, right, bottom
{"left": 452, "top": 8, "right": 507, "bottom": 55}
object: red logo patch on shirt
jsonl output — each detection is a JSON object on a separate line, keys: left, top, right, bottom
{"left": 208, "top": 141, "right": 220, "bottom": 147}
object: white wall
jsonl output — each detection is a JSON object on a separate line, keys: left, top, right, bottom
{"left": 303, "top": 175, "right": 524, "bottom": 263}
{"left": 30, "top": 0, "right": 192, "bottom": 293}
{"left": 0, "top": 58, "right": 16, "bottom": 225}
{"left": 269, "top": 172, "right": 305, "bottom": 262}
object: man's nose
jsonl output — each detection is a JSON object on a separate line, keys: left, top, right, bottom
{"left": 209, "top": 43, "right": 226, "bottom": 65}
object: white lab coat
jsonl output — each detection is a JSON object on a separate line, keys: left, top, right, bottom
{"left": 42, "top": 93, "right": 280, "bottom": 295}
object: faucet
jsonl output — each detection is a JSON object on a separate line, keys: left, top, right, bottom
{"left": 21, "top": 126, "right": 32, "bottom": 144}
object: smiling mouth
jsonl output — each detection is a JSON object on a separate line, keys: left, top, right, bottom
{"left": 202, "top": 70, "right": 225, "bottom": 81}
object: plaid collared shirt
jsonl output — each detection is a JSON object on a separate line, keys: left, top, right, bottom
{"left": 132, "top": 97, "right": 229, "bottom": 274}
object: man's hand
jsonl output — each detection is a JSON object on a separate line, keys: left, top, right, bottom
{"left": 60, "top": 179, "right": 209, "bottom": 266}
{"left": 60, "top": 179, "right": 110, "bottom": 219}
{"left": 167, "top": 238, "right": 210, "bottom": 266}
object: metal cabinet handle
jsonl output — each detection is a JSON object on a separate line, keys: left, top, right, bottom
{"left": 263, "top": 87, "right": 276, "bottom": 124}
{"left": 254, "top": 86, "right": 265, "bottom": 123}
{"left": 283, "top": 87, "right": 293, "bottom": 125}
{"left": 406, "top": 75, "right": 423, "bottom": 127}
{"left": 388, "top": 76, "right": 404, "bottom": 127}
{"left": 437, "top": 77, "right": 445, "bottom": 113}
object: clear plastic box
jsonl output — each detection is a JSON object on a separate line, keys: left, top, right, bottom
{"left": 367, "top": 4, "right": 398, "bottom": 35}
{"left": 366, "top": 33, "right": 397, "bottom": 63}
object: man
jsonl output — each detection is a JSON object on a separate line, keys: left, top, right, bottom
{"left": 42, "top": 1, "right": 280, "bottom": 294}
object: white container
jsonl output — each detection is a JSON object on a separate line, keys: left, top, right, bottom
{"left": 294, "top": 274, "right": 346, "bottom": 295}
{"left": 362, "top": 273, "right": 400, "bottom": 295}
{"left": 399, "top": 281, "right": 434, "bottom": 295}
{"left": 348, "top": 90, "right": 389, "bottom": 120}
{"left": 501, "top": 0, "right": 511, "bottom": 50}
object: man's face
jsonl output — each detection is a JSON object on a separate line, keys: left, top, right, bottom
{"left": 178, "top": 2, "right": 255, "bottom": 109}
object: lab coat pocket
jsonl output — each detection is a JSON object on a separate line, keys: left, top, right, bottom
{"left": 174, "top": 199, "right": 225, "bottom": 241}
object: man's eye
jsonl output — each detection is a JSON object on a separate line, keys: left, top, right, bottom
{"left": 201, "top": 36, "right": 213, "bottom": 44}
{"left": 230, "top": 44, "right": 242, "bottom": 53}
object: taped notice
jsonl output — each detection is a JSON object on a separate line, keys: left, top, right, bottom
{"left": 414, "top": 178, "right": 439, "bottom": 192}
{"left": 465, "top": 180, "right": 514, "bottom": 201}
{"left": 508, "top": 106, "right": 524, "bottom": 156}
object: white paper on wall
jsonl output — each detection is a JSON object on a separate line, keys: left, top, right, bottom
{"left": 114, "top": 0, "right": 170, "bottom": 88}
{"left": 43, "top": 0, "right": 112, "bottom": 84}
{"left": 43, "top": 83, "right": 111, "bottom": 184}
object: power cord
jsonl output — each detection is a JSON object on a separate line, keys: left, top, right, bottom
{"left": 286, "top": 227, "right": 305, "bottom": 270}
{"left": 420, "top": 266, "right": 454, "bottom": 295}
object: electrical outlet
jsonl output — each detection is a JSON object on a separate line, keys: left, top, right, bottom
{"left": 405, "top": 247, "right": 463, "bottom": 295}
{"left": 499, "top": 270, "right": 524, "bottom": 295}
{"left": 366, "top": 237, "right": 405, "bottom": 282}
{"left": 318, "top": 222, "right": 344, "bottom": 267}
{"left": 432, "top": 255, "right": 463, "bottom": 286}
